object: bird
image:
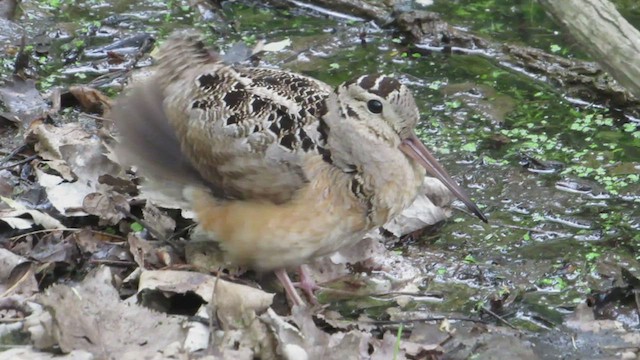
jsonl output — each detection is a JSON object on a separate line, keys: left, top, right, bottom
{"left": 112, "top": 30, "right": 487, "bottom": 306}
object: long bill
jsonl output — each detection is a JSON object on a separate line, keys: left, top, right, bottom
{"left": 399, "top": 132, "right": 488, "bottom": 223}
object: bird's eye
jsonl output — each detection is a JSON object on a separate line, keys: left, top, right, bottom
{"left": 367, "top": 100, "right": 383, "bottom": 114}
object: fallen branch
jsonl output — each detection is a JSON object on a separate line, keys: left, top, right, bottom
{"left": 538, "top": 0, "right": 640, "bottom": 99}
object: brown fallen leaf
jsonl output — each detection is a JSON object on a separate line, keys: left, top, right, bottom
{"left": 26, "top": 122, "right": 122, "bottom": 216}
{"left": 0, "top": 75, "right": 49, "bottom": 125}
{"left": 283, "top": 306, "right": 372, "bottom": 359}
{"left": 0, "top": 249, "right": 38, "bottom": 297}
{"left": 73, "top": 228, "right": 124, "bottom": 255}
{"left": 82, "top": 191, "right": 129, "bottom": 226}
{"left": 27, "top": 231, "right": 79, "bottom": 265}
{"left": 128, "top": 233, "right": 161, "bottom": 269}
{"left": 138, "top": 269, "right": 274, "bottom": 314}
{"left": 371, "top": 331, "right": 407, "bottom": 360}
{"left": 142, "top": 202, "right": 176, "bottom": 238}
{"left": 29, "top": 266, "right": 186, "bottom": 358}
{"left": 67, "top": 85, "right": 112, "bottom": 114}
{"left": 0, "top": 196, "right": 64, "bottom": 230}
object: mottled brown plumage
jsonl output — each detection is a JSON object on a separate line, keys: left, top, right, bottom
{"left": 113, "top": 30, "right": 486, "bottom": 305}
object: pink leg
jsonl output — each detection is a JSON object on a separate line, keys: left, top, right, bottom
{"left": 274, "top": 268, "right": 304, "bottom": 306}
{"left": 296, "top": 265, "right": 319, "bottom": 305}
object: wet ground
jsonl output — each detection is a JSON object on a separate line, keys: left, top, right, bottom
{"left": 1, "top": 0, "right": 640, "bottom": 358}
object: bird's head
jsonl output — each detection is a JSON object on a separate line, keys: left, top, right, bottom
{"left": 326, "top": 74, "right": 487, "bottom": 222}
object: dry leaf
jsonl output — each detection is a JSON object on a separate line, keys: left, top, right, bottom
{"left": 142, "top": 202, "right": 176, "bottom": 238}
{"left": 127, "top": 233, "right": 159, "bottom": 268}
{"left": 138, "top": 269, "right": 274, "bottom": 314}
{"left": 27, "top": 122, "right": 122, "bottom": 216}
{"left": 28, "top": 231, "right": 78, "bottom": 265}
{"left": 382, "top": 177, "right": 453, "bottom": 237}
{"left": 0, "top": 196, "right": 63, "bottom": 229}
{"left": 371, "top": 331, "right": 406, "bottom": 360}
{"left": 0, "top": 76, "right": 49, "bottom": 125}
{"left": 262, "top": 38, "right": 291, "bottom": 52}
{"left": 82, "top": 192, "right": 129, "bottom": 225}
{"left": 68, "top": 85, "right": 112, "bottom": 114}
{"left": 31, "top": 266, "right": 186, "bottom": 358}
{"left": 0, "top": 348, "right": 93, "bottom": 360}
{"left": 0, "top": 249, "right": 38, "bottom": 297}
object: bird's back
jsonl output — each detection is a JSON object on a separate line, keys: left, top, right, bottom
{"left": 117, "top": 31, "right": 335, "bottom": 204}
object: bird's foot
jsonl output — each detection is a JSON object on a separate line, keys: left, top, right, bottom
{"left": 294, "top": 265, "right": 320, "bottom": 305}
{"left": 274, "top": 268, "right": 305, "bottom": 307}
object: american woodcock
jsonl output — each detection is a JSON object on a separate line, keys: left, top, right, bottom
{"left": 113, "top": 31, "right": 487, "bottom": 306}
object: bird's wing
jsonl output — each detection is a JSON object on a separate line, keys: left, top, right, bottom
{"left": 115, "top": 33, "right": 333, "bottom": 204}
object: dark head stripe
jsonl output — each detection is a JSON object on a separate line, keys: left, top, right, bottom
{"left": 357, "top": 75, "right": 378, "bottom": 90}
{"left": 345, "top": 74, "right": 403, "bottom": 98}
{"left": 372, "top": 77, "right": 402, "bottom": 98}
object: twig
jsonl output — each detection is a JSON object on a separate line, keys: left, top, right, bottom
{"left": 9, "top": 228, "right": 126, "bottom": 243}
{"left": 168, "top": 223, "right": 197, "bottom": 242}
{"left": 115, "top": 205, "right": 183, "bottom": 253}
{"left": 366, "top": 316, "right": 488, "bottom": 326}
{"left": 479, "top": 306, "right": 518, "bottom": 330}
{"left": 0, "top": 317, "right": 25, "bottom": 323}
{"left": 82, "top": 113, "right": 113, "bottom": 122}
{"left": 370, "top": 291, "right": 443, "bottom": 299}
{"left": 0, "top": 264, "right": 34, "bottom": 298}
{"left": 88, "top": 259, "right": 137, "bottom": 266}
{"left": 500, "top": 223, "right": 562, "bottom": 235}
{"left": 0, "top": 144, "right": 28, "bottom": 165}
{"left": 0, "top": 154, "right": 38, "bottom": 171}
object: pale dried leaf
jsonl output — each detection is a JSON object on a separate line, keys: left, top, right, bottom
{"left": 0, "top": 248, "right": 38, "bottom": 297}
{"left": 127, "top": 233, "right": 159, "bottom": 268}
{"left": 34, "top": 266, "right": 186, "bottom": 357}
{"left": 143, "top": 202, "right": 176, "bottom": 238}
{"left": 27, "top": 122, "right": 90, "bottom": 161}
{"left": 138, "top": 269, "right": 274, "bottom": 314}
{"left": 28, "top": 122, "right": 122, "bottom": 216}
{"left": 34, "top": 167, "right": 67, "bottom": 186}
{"left": 184, "top": 306, "right": 210, "bottom": 352}
{"left": 40, "top": 159, "right": 76, "bottom": 181}
{"left": 34, "top": 174, "right": 92, "bottom": 216}
{"left": 28, "top": 232, "right": 78, "bottom": 264}
{"left": 211, "top": 310, "right": 277, "bottom": 359}
{"left": 382, "top": 177, "right": 453, "bottom": 237}
{"left": 0, "top": 196, "right": 64, "bottom": 229}
{"left": 260, "top": 308, "right": 306, "bottom": 356}
{"left": 289, "top": 306, "right": 371, "bottom": 359}
{"left": 82, "top": 192, "right": 129, "bottom": 225}
{"left": 0, "top": 215, "right": 33, "bottom": 229}
{"left": 0, "top": 348, "right": 94, "bottom": 360}
{"left": 0, "top": 261, "right": 38, "bottom": 297}
{"left": 401, "top": 340, "right": 442, "bottom": 357}
{"left": 137, "top": 181, "right": 195, "bottom": 219}
{"left": 24, "top": 302, "right": 57, "bottom": 349}
{"left": 371, "top": 331, "right": 405, "bottom": 360}
{"left": 0, "top": 76, "right": 49, "bottom": 124}
{"left": 262, "top": 38, "right": 291, "bottom": 52}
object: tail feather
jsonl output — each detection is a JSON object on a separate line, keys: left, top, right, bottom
{"left": 112, "top": 80, "right": 214, "bottom": 194}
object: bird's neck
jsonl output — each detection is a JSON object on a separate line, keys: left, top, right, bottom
{"left": 326, "top": 133, "right": 425, "bottom": 227}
